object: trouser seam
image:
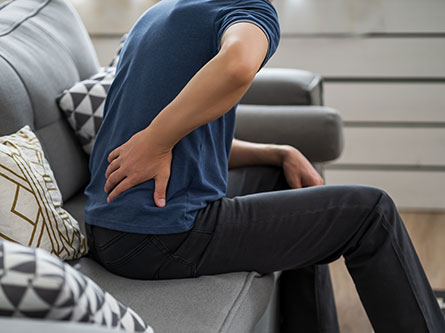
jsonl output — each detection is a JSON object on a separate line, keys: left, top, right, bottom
{"left": 218, "top": 273, "right": 257, "bottom": 332}
{"left": 315, "top": 265, "right": 322, "bottom": 333}
{"left": 153, "top": 236, "right": 196, "bottom": 266}
{"left": 151, "top": 236, "right": 174, "bottom": 255}
{"left": 102, "top": 235, "right": 153, "bottom": 265}
{"left": 94, "top": 232, "right": 127, "bottom": 251}
{"left": 220, "top": 204, "right": 377, "bottom": 226}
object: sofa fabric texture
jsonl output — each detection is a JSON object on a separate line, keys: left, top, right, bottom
{"left": 0, "top": 0, "right": 99, "bottom": 203}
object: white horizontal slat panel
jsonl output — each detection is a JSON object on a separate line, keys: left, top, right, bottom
{"left": 91, "top": 38, "right": 121, "bottom": 66}
{"left": 325, "top": 83, "right": 445, "bottom": 122}
{"left": 266, "top": 38, "right": 445, "bottom": 78}
{"left": 274, "top": 0, "right": 445, "bottom": 34}
{"left": 324, "top": 169, "right": 445, "bottom": 211}
{"left": 69, "top": 0, "right": 157, "bottom": 34}
{"left": 336, "top": 128, "right": 445, "bottom": 166}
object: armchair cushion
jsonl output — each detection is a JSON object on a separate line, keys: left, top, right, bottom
{"left": 235, "top": 104, "right": 344, "bottom": 162}
{"left": 240, "top": 68, "right": 323, "bottom": 106}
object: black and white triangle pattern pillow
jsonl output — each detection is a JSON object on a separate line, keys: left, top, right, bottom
{"left": 57, "top": 33, "right": 129, "bottom": 155}
{"left": 109, "top": 33, "right": 128, "bottom": 68}
{"left": 0, "top": 239, "right": 153, "bottom": 333}
{"left": 57, "top": 67, "right": 115, "bottom": 155}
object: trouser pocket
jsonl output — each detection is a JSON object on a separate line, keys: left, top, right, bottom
{"left": 85, "top": 223, "right": 192, "bottom": 280}
{"left": 156, "top": 230, "right": 214, "bottom": 279}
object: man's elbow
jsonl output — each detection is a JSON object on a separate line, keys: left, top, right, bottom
{"left": 226, "top": 59, "right": 258, "bottom": 86}
{"left": 218, "top": 41, "right": 262, "bottom": 86}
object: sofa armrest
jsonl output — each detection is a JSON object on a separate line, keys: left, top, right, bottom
{"left": 234, "top": 105, "right": 344, "bottom": 162}
{"left": 240, "top": 68, "right": 323, "bottom": 106}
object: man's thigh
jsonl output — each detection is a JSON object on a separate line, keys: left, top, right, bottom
{"left": 227, "top": 165, "right": 289, "bottom": 198}
{"left": 191, "top": 183, "right": 385, "bottom": 277}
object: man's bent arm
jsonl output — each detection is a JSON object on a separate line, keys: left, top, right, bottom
{"left": 142, "top": 22, "right": 269, "bottom": 150}
{"left": 228, "top": 138, "right": 325, "bottom": 188}
{"left": 228, "top": 138, "right": 290, "bottom": 169}
{"left": 105, "top": 22, "right": 270, "bottom": 205}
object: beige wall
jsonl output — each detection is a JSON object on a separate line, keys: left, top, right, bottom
{"left": 70, "top": 0, "right": 445, "bottom": 211}
{"left": 69, "top": 0, "right": 158, "bottom": 65}
{"left": 268, "top": 0, "right": 445, "bottom": 212}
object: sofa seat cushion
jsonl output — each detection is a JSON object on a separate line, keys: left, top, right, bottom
{"left": 64, "top": 191, "right": 275, "bottom": 332}
{"left": 76, "top": 258, "right": 274, "bottom": 333}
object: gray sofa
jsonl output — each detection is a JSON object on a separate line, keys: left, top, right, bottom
{"left": 0, "top": 0, "right": 343, "bottom": 332}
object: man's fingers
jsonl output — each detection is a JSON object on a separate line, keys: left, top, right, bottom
{"left": 108, "top": 147, "right": 121, "bottom": 163}
{"left": 107, "top": 177, "right": 133, "bottom": 203}
{"left": 289, "top": 175, "right": 302, "bottom": 189}
{"left": 153, "top": 174, "right": 170, "bottom": 208}
{"left": 104, "top": 169, "right": 126, "bottom": 194}
{"left": 105, "top": 159, "right": 120, "bottom": 179}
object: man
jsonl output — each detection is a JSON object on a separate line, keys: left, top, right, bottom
{"left": 84, "top": 0, "right": 445, "bottom": 332}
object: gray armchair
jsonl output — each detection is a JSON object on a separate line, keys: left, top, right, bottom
{"left": 237, "top": 68, "right": 343, "bottom": 179}
{"left": 0, "top": 0, "right": 343, "bottom": 332}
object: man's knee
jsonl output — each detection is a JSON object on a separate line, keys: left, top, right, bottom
{"left": 342, "top": 184, "right": 394, "bottom": 211}
{"left": 351, "top": 185, "right": 399, "bottom": 222}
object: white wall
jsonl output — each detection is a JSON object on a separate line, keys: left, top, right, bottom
{"left": 70, "top": 0, "right": 445, "bottom": 211}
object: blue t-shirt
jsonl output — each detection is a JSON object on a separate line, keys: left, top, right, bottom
{"left": 84, "top": 0, "right": 280, "bottom": 234}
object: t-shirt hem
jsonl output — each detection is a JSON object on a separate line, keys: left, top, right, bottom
{"left": 84, "top": 213, "right": 195, "bottom": 235}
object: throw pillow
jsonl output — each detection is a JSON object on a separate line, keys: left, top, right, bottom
{"left": 57, "top": 33, "right": 129, "bottom": 155}
{"left": 0, "top": 125, "right": 87, "bottom": 260}
{"left": 109, "top": 33, "right": 129, "bottom": 68}
{"left": 0, "top": 239, "right": 154, "bottom": 333}
{"left": 56, "top": 67, "right": 115, "bottom": 155}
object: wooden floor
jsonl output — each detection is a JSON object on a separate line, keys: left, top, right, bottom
{"left": 328, "top": 211, "right": 445, "bottom": 332}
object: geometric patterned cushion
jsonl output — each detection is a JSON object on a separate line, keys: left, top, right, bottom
{"left": 0, "top": 126, "right": 87, "bottom": 260}
{"left": 109, "top": 33, "right": 128, "bottom": 68}
{"left": 0, "top": 239, "right": 153, "bottom": 333}
{"left": 56, "top": 68, "right": 115, "bottom": 155}
{"left": 56, "top": 33, "right": 129, "bottom": 155}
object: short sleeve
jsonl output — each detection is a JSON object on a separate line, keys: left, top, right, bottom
{"left": 215, "top": 0, "right": 280, "bottom": 70}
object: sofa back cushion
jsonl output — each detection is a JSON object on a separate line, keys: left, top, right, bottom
{"left": 0, "top": 0, "right": 100, "bottom": 202}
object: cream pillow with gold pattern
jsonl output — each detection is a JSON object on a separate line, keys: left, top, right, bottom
{"left": 0, "top": 125, "right": 87, "bottom": 260}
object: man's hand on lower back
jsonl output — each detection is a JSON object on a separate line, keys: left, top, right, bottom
{"left": 104, "top": 127, "right": 172, "bottom": 207}
{"left": 281, "top": 145, "right": 324, "bottom": 188}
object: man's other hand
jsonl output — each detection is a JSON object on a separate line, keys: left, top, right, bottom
{"left": 281, "top": 145, "right": 324, "bottom": 188}
{"left": 104, "top": 128, "right": 172, "bottom": 207}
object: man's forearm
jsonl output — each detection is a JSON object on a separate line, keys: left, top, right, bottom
{"left": 228, "top": 138, "right": 290, "bottom": 169}
{"left": 144, "top": 49, "right": 255, "bottom": 150}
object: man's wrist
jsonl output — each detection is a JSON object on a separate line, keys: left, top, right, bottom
{"left": 142, "top": 124, "right": 174, "bottom": 153}
{"left": 263, "top": 143, "right": 293, "bottom": 167}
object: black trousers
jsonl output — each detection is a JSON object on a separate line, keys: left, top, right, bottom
{"left": 85, "top": 165, "right": 445, "bottom": 333}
